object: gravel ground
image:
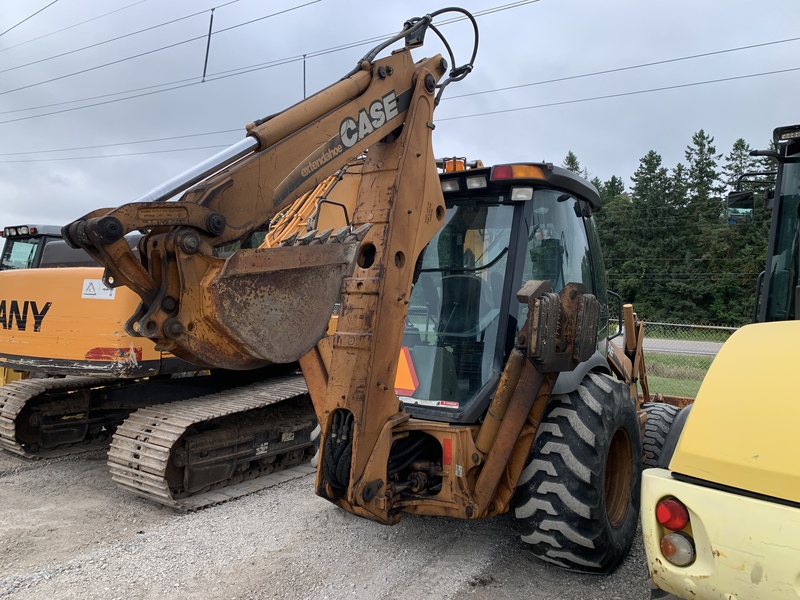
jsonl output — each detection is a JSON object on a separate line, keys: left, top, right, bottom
{"left": 0, "top": 448, "right": 651, "bottom": 599}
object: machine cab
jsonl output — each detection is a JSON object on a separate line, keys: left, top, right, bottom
{"left": 398, "top": 162, "right": 607, "bottom": 423}
{"left": 761, "top": 125, "right": 800, "bottom": 322}
{"left": 0, "top": 225, "right": 64, "bottom": 271}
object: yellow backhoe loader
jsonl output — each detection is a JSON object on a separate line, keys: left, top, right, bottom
{"left": 62, "top": 7, "right": 657, "bottom": 571}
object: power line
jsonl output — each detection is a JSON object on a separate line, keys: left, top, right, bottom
{"left": 437, "top": 66, "right": 800, "bottom": 122}
{"left": 0, "top": 21, "right": 796, "bottom": 128}
{"left": 0, "top": 129, "right": 240, "bottom": 156}
{"left": 0, "top": 61, "right": 796, "bottom": 159}
{"left": 0, "top": 0, "right": 531, "bottom": 106}
{"left": 0, "top": 0, "right": 322, "bottom": 97}
{"left": 0, "top": 0, "right": 242, "bottom": 75}
{"left": 0, "top": 1, "right": 147, "bottom": 52}
{"left": 445, "top": 35, "right": 800, "bottom": 101}
{"left": 0, "top": 0, "right": 60, "bottom": 38}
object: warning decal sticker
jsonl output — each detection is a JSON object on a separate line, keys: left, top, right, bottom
{"left": 82, "top": 279, "right": 116, "bottom": 300}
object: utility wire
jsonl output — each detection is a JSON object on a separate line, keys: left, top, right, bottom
{"left": 437, "top": 66, "right": 800, "bottom": 122}
{"left": 0, "top": 0, "right": 60, "bottom": 38}
{"left": 0, "top": 1, "right": 148, "bottom": 54}
{"left": 446, "top": 34, "right": 800, "bottom": 100}
{"left": 0, "top": 17, "right": 796, "bottom": 126}
{"left": 0, "top": 0, "right": 525, "bottom": 102}
{"left": 0, "top": 0, "right": 321, "bottom": 97}
{"left": 0, "top": 62, "right": 796, "bottom": 157}
{"left": 0, "top": 129, "right": 240, "bottom": 156}
{"left": 0, "top": 0, "right": 242, "bottom": 75}
{"left": 0, "top": 145, "right": 231, "bottom": 163}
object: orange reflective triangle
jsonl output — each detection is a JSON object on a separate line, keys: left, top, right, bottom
{"left": 395, "top": 346, "right": 419, "bottom": 396}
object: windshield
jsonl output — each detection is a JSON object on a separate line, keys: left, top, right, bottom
{"left": 0, "top": 238, "right": 39, "bottom": 270}
{"left": 398, "top": 188, "right": 598, "bottom": 416}
{"left": 399, "top": 202, "right": 514, "bottom": 413}
{"left": 519, "top": 189, "right": 595, "bottom": 324}
{"left": 764, "top": 156, "right": 800, "bottom": 321}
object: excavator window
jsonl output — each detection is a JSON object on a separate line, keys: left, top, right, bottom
{"left": 0, "top": 234, "right": 63, "bottom": 270}
{"left": 0, "top": 237, "right": 39, "bottom": 270}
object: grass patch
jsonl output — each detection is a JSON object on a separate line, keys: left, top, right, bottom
{"left": 646, "top": 375, "right": 702, "bottom": 399}
{"left": 644, "top": 352, "right": 713, "bottom": 398}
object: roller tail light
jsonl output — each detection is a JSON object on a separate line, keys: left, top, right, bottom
{"left": 655, "top": 497, "right": 696, "bottom": 567}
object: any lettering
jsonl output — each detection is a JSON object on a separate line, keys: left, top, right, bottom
{"left": 30, "top": 301, "right": 52, "bottom": 332}
{"left": 8, "top": 300, "right": 26, "bottom": 331}
{"left": 0, "top": 300, "right": 52, "bottom": 331}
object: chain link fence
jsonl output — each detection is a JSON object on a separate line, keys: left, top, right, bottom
{"left": 610, "top": 321, "right": 738, "bottom": 399}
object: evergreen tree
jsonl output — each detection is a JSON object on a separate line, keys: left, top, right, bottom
{"left": 722, "top": 138, "right": 757, "bottom": 189}
{"left": 680, "top": 131, "right": 727, "bottom": 322}
{"left": 718, "top": 138, "right": 772, "bottom": 324}
{"left": 562, "top": 151, "right": 582, "bottom": 174}
{"left": 684, "top": 130, "right": 724, "bottom": 223}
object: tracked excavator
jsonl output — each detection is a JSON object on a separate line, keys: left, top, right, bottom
{"left": 64, "top": 7, "right": 648, "bottom": 572}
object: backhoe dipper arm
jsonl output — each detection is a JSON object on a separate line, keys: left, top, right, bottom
{"left": 61, "top": 15, "right": 455, "bottom": 370}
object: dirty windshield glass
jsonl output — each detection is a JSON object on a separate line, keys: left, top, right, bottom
{"left": 399, "top": 202, "right": 513, "bottom": 413}
{"left": 0, "top": 239, "right": 38, "bottom": 270}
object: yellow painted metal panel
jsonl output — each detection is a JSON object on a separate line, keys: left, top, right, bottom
{"left": 670, "top": 321, "right": 800, "bottom": 503}
{"left": 0, "top": 266, "right": 161, "bottom": 363}
{"left": 642, "top": 468, "right": 800, "bottom": 599}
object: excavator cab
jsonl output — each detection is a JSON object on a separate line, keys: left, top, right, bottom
{"left": 0, "top": 225, "right": 64, "bottom": 271}
{"left": 398, "top": 163, "right": 607, "bottom": 424}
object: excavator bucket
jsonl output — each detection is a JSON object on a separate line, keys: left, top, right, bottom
{"left": 160, "top": 233, "right": 362, "bottom": 371}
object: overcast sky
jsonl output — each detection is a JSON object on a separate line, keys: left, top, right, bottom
{"left": 1, "top": 0, "right": 798, "bottom": 227}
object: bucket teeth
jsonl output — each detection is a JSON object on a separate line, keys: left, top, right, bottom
{"left": 276, "top": 224, "right": 371, "bottom": 247}
{"left": 311, "top": 229, "right": 333, "bottom": 245}
{"left": 330, "top": 227, "right": 351, "bottom": 244}
{"left": 279, "top": 232, "right": 299, "bottom": 247}
{"left": 296, "top": 230, "right": 317, "bottom": 245}
{"left": 347, "top": 223, "right": 372, "bottom": 242}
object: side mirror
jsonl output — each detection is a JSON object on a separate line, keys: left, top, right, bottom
{"left": 726, "top": 190, "right": 754, "bottom": 225}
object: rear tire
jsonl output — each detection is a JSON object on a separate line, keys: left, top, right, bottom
{"left": 641, "top": 403, "right": 680, "bottom": 468}
{"left": 514, "top": 372, "right": 642, "bottom": 574}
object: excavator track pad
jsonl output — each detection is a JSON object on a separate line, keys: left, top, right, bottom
{"left": 0, "top": 377, "right": 124, "bottom": 458}
{"left": 107, "top": 374, "right": 316, "bottom": 511}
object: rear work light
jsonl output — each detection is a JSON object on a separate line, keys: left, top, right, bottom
{"left": 465, "top": 175, "right": 487, "bottom": 189}
{"left": 441, "top": 179, "right": 459, "bottom": 193}
{"left": 3, "top": 226, "right": 34, "bottom": 237}
{"left": 510, "top": 187, "right": 533, "bottom": 201}
{"left": 656, "top": 498, "right": 690, "bottom": 531}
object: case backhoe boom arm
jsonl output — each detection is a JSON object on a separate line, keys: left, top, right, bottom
{"left": 61, "top": 15, "right": 460, "bottom": 370}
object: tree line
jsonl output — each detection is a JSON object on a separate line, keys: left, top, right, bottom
{"left": 565, "top": 130, "right": 775, "bottom": 326}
